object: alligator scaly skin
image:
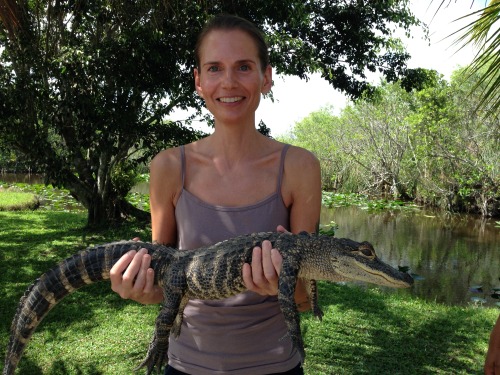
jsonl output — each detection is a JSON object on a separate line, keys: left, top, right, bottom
{"left": 3, "top": 231, "right": 413, "bottom": 374}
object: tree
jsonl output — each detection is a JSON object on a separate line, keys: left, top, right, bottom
{"left": 0, "top": 0, "right": 422, "bottom": 225}
{"left": 410, "top": 66, "right": 499, "bottom": 216}
{"left": 279, "top": 106, "right": 348, "bottom": 191}
{"left": 336, "top": 83, "right": 415, "bottom": 199}
{"left": 286, "top": 66, "right": 499, "bottom": 216}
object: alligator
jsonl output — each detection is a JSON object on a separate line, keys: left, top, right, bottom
{"left": 3, "top": 231, "right": 413, "bottom": 375}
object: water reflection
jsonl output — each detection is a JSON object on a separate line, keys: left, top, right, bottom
{"left": 322, "top": 206, "right": 500, "bottom": 306}
{"left": 0, "top": 173, "right": 44, "bottom": 184}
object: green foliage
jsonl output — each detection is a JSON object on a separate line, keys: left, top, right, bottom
{"left": 286, "top": 66, "right": 499, "bottom": 216}
{"left": 322, "top": 192, "right": 419, "bottom": 213}
{"left": 1, "top": 181, "right": 85, "bottom": 211}
{"left": 449, "top": 0, "right": 500, "bottom": 115}
{"left": 0, "top": 0, "right": 422, "bottom": 225}
{"left": 318, "top": 220, "right": 338, "bottom": 236}
{"left": 322, "top": 192, "right": 369, "bottom": 208}
{"left": 410, "top": 66, "right": 499, "bottom": 215}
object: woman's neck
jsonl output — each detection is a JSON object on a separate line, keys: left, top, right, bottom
{"left": 211, "top": 121, "right": 262, "bottom": 154}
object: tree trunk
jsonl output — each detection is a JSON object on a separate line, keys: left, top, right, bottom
{"left": 65, "top": 179, "right": 149, "bottom": 227}
{"left": 86, "top": 194, "right": 150, "bottom": 227}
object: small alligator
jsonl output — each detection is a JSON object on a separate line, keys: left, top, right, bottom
{"left": 3, "top": 231, "right": 413, "bottom": 375}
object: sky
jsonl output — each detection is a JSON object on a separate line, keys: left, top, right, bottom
{"left": 177, "top": 1, "right": 485, "bottom": 136}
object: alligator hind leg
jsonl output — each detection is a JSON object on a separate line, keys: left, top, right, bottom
{"left": 135, "top": 291, "right": 181, "bottom": 375}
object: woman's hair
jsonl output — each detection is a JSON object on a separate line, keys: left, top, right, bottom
{"left": 194, "top": 14, "right": 270, "bottom": 72}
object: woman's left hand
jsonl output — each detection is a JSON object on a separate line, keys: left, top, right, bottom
{"left": 243, "top": 240, "right": 282, "bottom": 295}
{"left": 242, "top": 226, "right": 288, "bottom": 296}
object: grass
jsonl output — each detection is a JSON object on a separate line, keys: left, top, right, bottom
{"left": 0, "top": 210, "right": 498, "bottom": 374}
{"left": 0, "top": 189, "right": 39, "bottom": 211}
{"left": 301, "top": 284, "right": 496, "bottom": 374}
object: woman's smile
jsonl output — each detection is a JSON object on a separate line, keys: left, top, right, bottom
{"left": 217, "top": 96, "right": 245, "bottom": 103}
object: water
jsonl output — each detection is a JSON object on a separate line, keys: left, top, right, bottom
{"left": 0, "top": 173, "right": 44, "bottom": 184}
{"left": 323, "top": 206, "right": 500, "bottom": 307}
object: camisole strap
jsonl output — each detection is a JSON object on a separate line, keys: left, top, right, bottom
{"left": 276, "top": 144, "right": 290, "bottom": 194}
{"left": 180, "top": 145, "right": 186, "bottom": 188}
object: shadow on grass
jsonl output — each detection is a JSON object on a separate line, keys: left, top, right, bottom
{"left": 302, "top": 283, "right": 491, "bottom": 375}
{"left": 18, "top": 357, "right": 104, "bottom": 375}
{"left": 0, "top": 211, "right": 153, "bottom": 374}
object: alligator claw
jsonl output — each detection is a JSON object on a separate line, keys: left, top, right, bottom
{"left": 134, "top": 329, "right": 169, "bottom": 375}
{"left": 312, "top": 305, "right": 324, "bottom": 321}
{"left": 134, "top": 349, "right": 167, "bottom": 375}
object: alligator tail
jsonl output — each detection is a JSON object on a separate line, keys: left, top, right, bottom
{"left": 3, "top": 240, "right": 145, "bottom": 375}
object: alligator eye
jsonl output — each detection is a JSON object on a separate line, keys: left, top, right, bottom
{"left": 358, "top": 244, "right": 376, "bottom": 259}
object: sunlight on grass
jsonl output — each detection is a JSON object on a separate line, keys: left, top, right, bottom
{"left": 0, "top": 190, "right": 39, "bottom": 210}
{"left": 1, "top": 209, "right": 497, "bottom": 374}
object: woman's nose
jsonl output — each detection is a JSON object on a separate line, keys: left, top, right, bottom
{"left": 221, "top": 70, "right": 237, "bottom": 88}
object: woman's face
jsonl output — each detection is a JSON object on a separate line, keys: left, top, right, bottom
{"left": 194, "top": 29, "right": 272, "bottom": 126}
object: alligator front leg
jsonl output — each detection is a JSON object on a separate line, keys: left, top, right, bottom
{"left": 171, "top": 295, "right": 189, "bottom": 338}
{"left": 304, "top": 278, "right": 323, "bottom": 320}
{"left": 135, "top": 291, "right": 181, "bottom": 374}
{"left": 277, "top": 261, "right": 305, "bottom": 361}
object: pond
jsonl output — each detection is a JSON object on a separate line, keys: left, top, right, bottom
{"left": 323, "top": 206, "right": 500, "bottom": 307}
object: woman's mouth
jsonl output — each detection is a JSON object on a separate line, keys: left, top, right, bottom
{"left": 218, "top": 96, "right": 244, "bottom": 103}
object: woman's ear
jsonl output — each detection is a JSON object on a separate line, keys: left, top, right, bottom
{"left": 194, "top": 68, "right": 204, "bottom": 99}
{"left": 261, "top": 65, "right": 273, "bottom": 95}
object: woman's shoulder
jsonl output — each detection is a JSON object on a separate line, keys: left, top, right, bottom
{"left": 283, "top": 144, "right": 320, "bottom": 170}
{"left": 151, "top": 147, "right": 181, "bottom": 170}
{"left": 280, "top": 143, "right": 321, "bottom": 219}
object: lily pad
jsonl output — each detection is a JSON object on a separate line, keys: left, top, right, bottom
{"left": 471, "top": 296, "right": 487, "bottom": 304}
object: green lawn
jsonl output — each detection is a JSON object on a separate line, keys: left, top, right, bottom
{"left": 0, "top": 210, "right": 497, "bottom": 374}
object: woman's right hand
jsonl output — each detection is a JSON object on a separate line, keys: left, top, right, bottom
{"left": 109, "top": 248, "right": 163, "bottom": 304}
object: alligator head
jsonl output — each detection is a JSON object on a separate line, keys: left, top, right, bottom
{"left": 299, "top": 235, "right": 414, "bottom": 288}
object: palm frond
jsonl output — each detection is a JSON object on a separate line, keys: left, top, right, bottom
{"left": 449, "top": 0, "right": 500, "bottom": 116}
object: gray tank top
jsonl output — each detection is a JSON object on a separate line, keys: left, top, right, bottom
{"left": 169, "top": 144, "right": 301, "bottom": 374}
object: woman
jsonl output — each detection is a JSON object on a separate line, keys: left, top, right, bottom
{"left": 110, "top": 14, "right": 321, "bottom": 375}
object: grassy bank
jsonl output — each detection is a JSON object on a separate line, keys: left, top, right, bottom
{"left": 0, "top": 210, "right": 498, "bottom": 374}
{"left": 0, "top": 189, "right": 39, "bottom": 211}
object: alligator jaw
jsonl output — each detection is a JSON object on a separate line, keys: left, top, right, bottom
{"left": 355, "top": 261, "right": 414, "bottom": 288}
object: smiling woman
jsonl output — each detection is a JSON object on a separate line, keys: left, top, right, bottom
{"left": 108, "top": 14, "right": 322, "bottom": 375}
